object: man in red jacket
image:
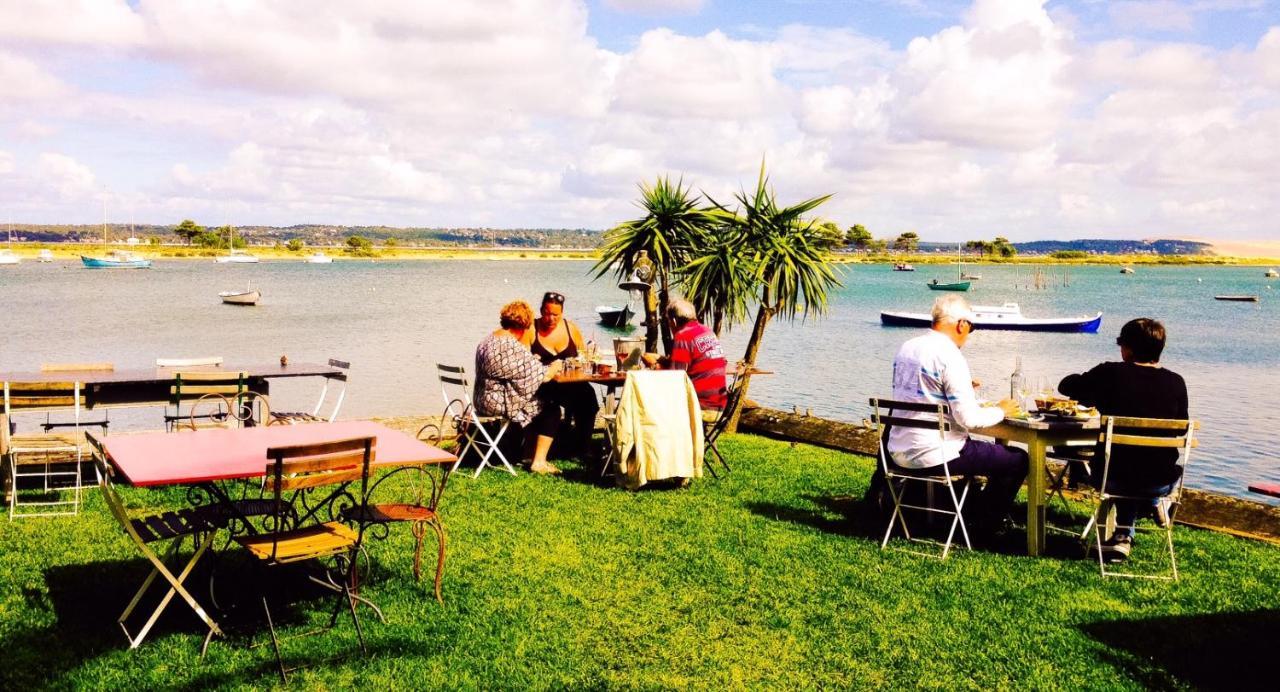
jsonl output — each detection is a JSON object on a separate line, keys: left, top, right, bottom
{"left": 643, "top": 298, "right": 727, "bottom": 412}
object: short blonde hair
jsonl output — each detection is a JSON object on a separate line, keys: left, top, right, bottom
{"left": 500, "top": 300, "right": 534, "bottom": 329}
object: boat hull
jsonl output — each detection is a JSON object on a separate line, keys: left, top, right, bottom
{"left": 596, "top": 305, "right": 635, "bottom": 328}
{"left": 219, "top": 290, "right": 261, "bottom": 306}
{"left": 81, "top": 255, "right": 151, "bottom": 269}
{"left": 1214, "top": 295, "right": 1259, "bottom": 302}
{"left": 927, "top": 280, "right": 971, "bottom": 291}
{"left": 880, "top": 311, "right": 1103, "bottom": 333}
{"left": 214, "top": 255, "right": 260, "bottom": 264}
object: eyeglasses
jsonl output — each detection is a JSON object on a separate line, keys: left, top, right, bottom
{"left": 543, "top": 291, "right": 565, "bottom": 306}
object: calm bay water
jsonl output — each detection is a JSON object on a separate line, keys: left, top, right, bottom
{"left": 2, "top": 259, "right": 1277, "bottom": 498}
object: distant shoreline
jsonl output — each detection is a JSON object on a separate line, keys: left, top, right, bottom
{"left": 3, "top": 243, "right": 1278, "bottom": 265}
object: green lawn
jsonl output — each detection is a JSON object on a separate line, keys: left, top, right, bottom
{"left": 2, "top": 434, "right": 1278, "bottom": 689}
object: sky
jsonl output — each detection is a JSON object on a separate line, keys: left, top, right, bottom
{"left": 0, "top": 0, "right": 1278, "bottom": 242}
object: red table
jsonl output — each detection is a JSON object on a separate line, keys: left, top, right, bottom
{"left": 93, "top": 420, "right": 455, "bottom": 487}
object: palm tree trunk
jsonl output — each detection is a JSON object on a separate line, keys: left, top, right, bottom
{"left": 643, "top": 288, "right": 660, "bottom": 353}
{"left": 658, "top": 268, "right": 674, "bottom": 354}
{"left": 712, "top": 308, "right": 724, "bottom": 336}
{"left": 725, "top": 301, "right": 772, "bottom": 433}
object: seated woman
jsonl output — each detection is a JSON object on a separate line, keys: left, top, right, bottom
{"left": 474, "top": 300, "right": 564, "bottom": 474}
{"left": 530, "top": 291, "right": 600, "bottom": 456}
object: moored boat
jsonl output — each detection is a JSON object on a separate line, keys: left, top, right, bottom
{"left": 37, "top": 249, "right": 54, "bottom": 263}
{"left": 596, "top": 304, "right": 635, "bottom": 328}
{"left": 960, "top": 273, "right": 981, "bottom": 280}
{"left": 220, "top": 283, "right": 261, "bottom": 306}
{"left": 81, "top": 250, "right": 152, "bottom": 269}
{"left": 1214, "top": 295, "right": 1259, "bottom": 302}
{"left": 892, "top": 262, "right": 915, "bottom": 271}
{"left": 880, "top": 302, "right": 1102, "bottom": 333}
{"left": 305, "top": 252, "right": 333, "bottom": 264}
{"left": 1266, "top": 268, "right": 1278, "bottom": 278}
{"left": 0, "top": 225, "right": 19, "bottom": 265}
{"left": 214, "top": 226, "right": 259, "bottom": 263}
{"left": 1120, "top": 266, "right": 1135, "bottom": 274}
{"left": 927, "top": 279, "right": 970, "bottom": 291}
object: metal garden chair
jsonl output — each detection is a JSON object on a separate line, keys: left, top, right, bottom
{"left": 164, "top": 371, "right": 248, "bottom": 431}
{"left": 1083, "top": 416, "right": 1199, "bottom": 581}
{"left": 2, "top": 383, "right": 90, "bottom": 519}
{"left": 869, "top": 397, "right": 972, "bottom": 559}
{"left": 233, "top": 436, "right": 375, "bottom": 682}
{"left": 438, "top": 363, "right": 516, "bottom": 477}
{"left": 702, "top": 375, "right": 747, "bottom": 479}
{"left": 87, "top": 432, "right": 228, "bottom": 655}
{"left": 270, "top": 358, "right": 351, "bottom": 424}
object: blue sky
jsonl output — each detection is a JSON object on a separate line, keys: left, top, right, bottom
{"left": 1, "top": 0, "right": 1278, "bottom": 243}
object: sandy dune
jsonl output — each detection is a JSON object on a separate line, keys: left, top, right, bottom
{"left": 1200, "top": 238, "right": 1280, "bottom": 259}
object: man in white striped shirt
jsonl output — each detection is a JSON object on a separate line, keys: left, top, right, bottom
{"left": 887, "top": 294, "right": 1028, "bottom": 532}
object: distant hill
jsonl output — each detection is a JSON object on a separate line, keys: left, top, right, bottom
{"left": 918, "top": 239, "right": 1213, "bottom": 255}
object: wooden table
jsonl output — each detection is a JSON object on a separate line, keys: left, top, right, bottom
{"left": 0, "top": 362, "right": 343, "bottom": 410}
{"left": 972, "top": 416, "right": 1101, "bottom": 556}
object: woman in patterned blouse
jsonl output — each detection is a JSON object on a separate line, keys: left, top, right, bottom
{"left": 474, "top": 300, "right": 565, "bottom": 474}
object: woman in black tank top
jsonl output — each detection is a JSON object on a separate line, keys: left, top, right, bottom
{"left": 533, "top": 292, "right": 599, "bottom": 457}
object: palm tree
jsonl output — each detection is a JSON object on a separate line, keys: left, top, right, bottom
{"left": 594, "top": 176, "right": 722, "bottom": 352}
{"left": 677, "top": 222, "right": 752, "bottom": 335}
{"left": 705, "top": 163, "right": 841, "bottom": 432}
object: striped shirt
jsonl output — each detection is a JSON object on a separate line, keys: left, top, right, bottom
{"left": 670, "top": 320, "right": 727, "bottom": 410}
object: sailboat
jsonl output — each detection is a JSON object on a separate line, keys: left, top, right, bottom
{"left": 0, "top": 223, "right": 20, "bottom": 265}
{"left": 81, "top": 202, "right": 151, "bottom": 268}
{"left": 219, "top": 281, "right": 261, "bottom": 306}
{"left": 37, "top": 249, "right": 54, "bottom": 263}
{"left": 927, "top": 244, "right": 971, "bottom": 291}
{"left": 214, "top": 225, "right": 259, "bottom": 263}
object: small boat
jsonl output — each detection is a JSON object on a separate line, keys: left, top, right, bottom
{"left": 881, "top": 302, "right": 1103, "bottom": 333}
{"left": 37, "top": 249, "right": 53, "bottom": 263}
{"left": 214, "top": 226, "right": 259, "bottom": 263}
{"left": 0, "top": 224, "right": 19, "bottom": 265}
{"left": 596, "top": 304, "right": 635, "bottom": 328}
{"left": 960, "top": 273, "right": 981, "bottom": 280}
{"left": 1266, "top": 269, "right": 1279, "bottom": 278}
{"left": 893, "top": 262, "right": 915, "bottom": 271}
{"left": 1120, "top": 266, "right": 1135, "bottom": 274}
{"left": 219, "top": 282, "right": 261, "bottom": 306}
{"left": 927, "top": 279, "right": 971, "bottom": 291}
{"left": 81, "top": 250, "right": 151, "bottom": 269}
{"left": 305, "top": 252, "right": 333, "bottom": 264}
{"left": 1214, "top": 295, "right": 1259, "bottom": 302}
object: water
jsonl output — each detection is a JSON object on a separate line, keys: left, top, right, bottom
{"left": 2, "top": 259, "right": 1277, "bottom": 498}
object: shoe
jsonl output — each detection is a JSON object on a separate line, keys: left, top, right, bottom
{"left": 1096, "top": 535, "right": 1132, "bottom": 563}
{"left": 529, "top": 462, "right": 562, "bottom": 475}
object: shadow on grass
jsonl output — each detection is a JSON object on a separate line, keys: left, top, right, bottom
{"left": 1081, "top": 609, "right": 1280, "bottom": 690}
{"left": 0, "top": 555, "right": 397, "bottom": 689}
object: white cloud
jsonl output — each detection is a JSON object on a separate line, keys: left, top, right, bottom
{"left": 605, "top": 0, "right": 707, "bottom": 14}
{"left": 0, "top": 52, "right": 69, "bottom": 102}
{"left": 0, "top": 0, "right": 144, "bottom": 47}
{"left": 35, "top": 153, "right": 97, "bottom": 199}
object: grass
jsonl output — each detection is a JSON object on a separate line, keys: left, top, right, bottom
{"left": 2, "top": 434, "right": 1279, "bottom": 689}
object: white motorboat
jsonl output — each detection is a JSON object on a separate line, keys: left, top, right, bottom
{"left": 881, "top": 302, "right": 1102, "bottom": 333}
{"left": 1266, "top": 268, "right": 1278, "bottom": 278}
{"left": 219, "top": 282, "right": 261, "bottom": 306}
{"left": 305, "top": 252, "right": 333, "bottom": 264}
{"left": 37, "top": 249, "right": 54, "bottom": 263}
{"left": 1120, "top": 266, "right": 1135, "bottom": 274}
{"left": 214, "top": 226, "right": 259, "bottom": 263}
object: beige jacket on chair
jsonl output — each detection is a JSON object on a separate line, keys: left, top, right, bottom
{"left": 613, "top": 371, "right": 703, "bottom": 490}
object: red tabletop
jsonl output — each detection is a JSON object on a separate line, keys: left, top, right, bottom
{"left": 1249, "top": 482, "right": 1280, "bottom": 499}
{"left": 93, "top": 421, "right": 456, "bottom": 487}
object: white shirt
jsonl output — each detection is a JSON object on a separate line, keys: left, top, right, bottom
{"left": 886, "top": 330, "right": 1004, "bottom": 468}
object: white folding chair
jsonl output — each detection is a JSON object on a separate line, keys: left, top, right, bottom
{"left": 870, "top": 397, "right": 972, "bottom": 559}
{"left": 270, "top": 358, "right": 350, "bottom": 424}
{"left": 1083, "top": 416, "right": 1199, "bottom": 581}
{"left": 437, "top": 364, "right": 516, "bottom": 478}
{"left": 3, "top": 383, "right": 89, "bottom": 519}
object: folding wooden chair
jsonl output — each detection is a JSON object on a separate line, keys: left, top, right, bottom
{"left": 38, "top": 362, "right": 113, "bottom": 432}
{"left": 233, "top": 436, "right": 374, "bottom": 682}
{"left": 88, "top": 433, "right": 227, "bottom": 655}
{"left": 3, "top": 383, "right": 90, "bottom": 518}
{"left": 1083, "top": 416, "right": 1199, "bottom": 581}
{"left": 164, "top": 371, "right": 248, "bottom": 431}
{"left": 870, "top": 397, "right": 972, "bottom": 559}
{"left": 271, "top": 358, "right": 351, "bottom": 424}
{"left": 437, "top": 364, "right": 516, "bottom": 477}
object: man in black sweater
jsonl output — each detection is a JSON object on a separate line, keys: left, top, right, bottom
{"left": 1058, "top": 318, "right": 1189, "bottom": 562}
